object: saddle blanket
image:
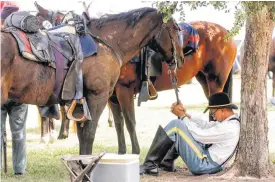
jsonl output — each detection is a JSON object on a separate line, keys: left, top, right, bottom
{"left": 179, "top": 23, "right": 200, "bottom": 51}
{"left": 10, "top": 27, "right": 97, "bottom": 63}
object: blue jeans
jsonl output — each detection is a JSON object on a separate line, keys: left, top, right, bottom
{"left": 1, "top": 99, "right": 28, "bottom": 174}
{"left": 164, "top": 119, "right": 222, "bottom": 175}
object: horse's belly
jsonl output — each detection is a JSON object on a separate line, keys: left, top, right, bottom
{"left": 9, "top": 59, "right": 56, "bottom": 105}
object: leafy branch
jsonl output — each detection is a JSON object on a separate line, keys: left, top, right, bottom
{"left": 153, "top": 1, "right": 275, "bottom": 38}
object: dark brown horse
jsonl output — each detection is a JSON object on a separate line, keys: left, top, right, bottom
{"left": 35, "top": 6, "right": 236, "bottom": 154}
{"left": 1, "top": 7, "right": 184, "bottom": 155}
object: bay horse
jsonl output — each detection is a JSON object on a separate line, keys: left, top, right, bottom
{"left": 35, "top": 5, "right": 236, "bottom": 154}
{"left": 107, "top": 21, "right": 236, "bottom": 154}
{"left": 1, "top": 7, "right": 185, "bottom": 154}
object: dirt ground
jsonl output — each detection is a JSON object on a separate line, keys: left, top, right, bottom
{"left": 141, "top": 167, "right": 275, "bottom": 182}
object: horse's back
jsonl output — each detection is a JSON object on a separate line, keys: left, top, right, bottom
{"left": 1, "top": 32, "right": 17, "bottom": 66}
{"left": 1, "top": 31, "right": 56, "bottom": 105}
{"left": 190, "top": 21, "right": 237, "bottom": 67}
{"left": 189, "top": 21, "right": 228, "bottom": 36}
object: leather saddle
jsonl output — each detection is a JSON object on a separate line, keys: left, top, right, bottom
{"left": 129, "top": 47, "right": 163, "bottom": 106}
{"left": 3, "top": 11, "right": 96, "bottom": 122}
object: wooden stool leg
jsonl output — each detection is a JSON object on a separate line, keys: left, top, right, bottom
{"left": 74, "top": 152, "right": 106, "bottom": 182}
{"left": 61, "top": 152, "right": 106, "bottom": 182}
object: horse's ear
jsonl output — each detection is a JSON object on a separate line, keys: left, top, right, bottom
{"left": 34, "top": 1, "right": 49, "bottom": 16}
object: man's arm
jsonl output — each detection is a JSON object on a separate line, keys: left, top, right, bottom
{"left": 187, "top": 114, "right": 217, "bottom": 129}
{"left": 170, "top": 102, "right": 215, "bottom": 129}
{"left": 183, "top": 119, "right": 237, "bottom": 144}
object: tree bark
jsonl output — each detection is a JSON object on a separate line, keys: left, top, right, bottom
{"left": 235, "top": 5, "right": 274, "bottom": 178}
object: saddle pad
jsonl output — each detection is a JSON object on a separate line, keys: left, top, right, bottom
{"left": 79, "top": 34, "right": 97, "bottom": 58}
{"left": 8, "top": 28, "right": 37, "bottom": 61}
{"left": 49, "top": 24, "right": 97, "bottom": 57}
{"left": 179, "top": 23, "right": 200, "bottom": 51}
{"left": 48, "top": 24, "right": 76, "bottom": 34}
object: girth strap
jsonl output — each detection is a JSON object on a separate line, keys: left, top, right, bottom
{"left": 86, "top": 30, "right": 123, "bottom": 66}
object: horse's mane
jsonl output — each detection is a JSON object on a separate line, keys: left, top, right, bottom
{"left": 90, "top": 7, "right": 157, "bottom": 29}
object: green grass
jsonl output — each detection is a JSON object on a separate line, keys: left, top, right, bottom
{"left": 2, "top": 139, "right": 274, "bottom": 182}
{"left": 26, "top": 128, "right": 41, "bottom": 135}
{"left": 2, "top": 103, "right": 274, "bottom": 181}
{"left": 1, "top": 143, "right": 123, "bottom": 182}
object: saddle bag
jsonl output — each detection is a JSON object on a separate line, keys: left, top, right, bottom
{"left": 4, "top": 11, "right": 39, "bottom": 33}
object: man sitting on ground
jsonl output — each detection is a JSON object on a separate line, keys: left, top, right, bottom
{"left": 140, "top": 92, "right": 240, "bottom": 175}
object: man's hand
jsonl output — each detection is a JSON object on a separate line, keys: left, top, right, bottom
{"left": 170, "top": 102, "right": 186, "bottom": 118}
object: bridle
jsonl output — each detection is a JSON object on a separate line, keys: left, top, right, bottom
{"left": 149, "top": 22, "right": 184, "bottom": 105}
{"left": 149, "top": 23, "right": 177, "bottom": 67}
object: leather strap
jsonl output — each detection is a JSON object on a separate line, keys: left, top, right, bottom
{"left": 220, "top": 117, "right": 240, "bottom": 167}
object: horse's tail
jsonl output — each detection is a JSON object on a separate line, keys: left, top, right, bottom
{"left": 223, "top": 68, "right": 233, "bottom": 100}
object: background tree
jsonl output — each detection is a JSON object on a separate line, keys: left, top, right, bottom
{"left": 156, "top": 1, "right": 275, "bottom": 179}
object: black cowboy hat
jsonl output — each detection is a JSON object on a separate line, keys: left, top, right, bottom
{"left": 203, "top": 92, "right": 238, "bottom": 113}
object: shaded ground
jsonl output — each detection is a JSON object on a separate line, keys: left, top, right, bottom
{"left": 141, "top": 167, "right": 275, "bottom": 182}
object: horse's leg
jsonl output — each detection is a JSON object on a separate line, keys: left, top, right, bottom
{"left": 206, "top": 65, "right": 232, "bottom": 96}
{"left": 108, "top": 97, "right": 126, "bottom": 154}
{"left": 222, "top": 69, "right": 233, "bottom": 100}
{"left": 107, "top": 103, "right": 114, "bottom": 128}
{"left": 116, "top": 85, "right": 140, "bottom": 154}
{"left": 195, "top": 71, "right": 209, "bottom": 98}
{"left": 40, "top": 116, "right": 50, "bottom": 144}
{"left": 49, "top": 118, "right": 57, "bottom": 143}
{"left": 58, "top": 105, "right": 70, "bottom": 139}
{"left": 77, "top": 93, "right": 109, "bottom": 154}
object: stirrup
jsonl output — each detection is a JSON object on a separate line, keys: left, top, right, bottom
{"left": 138, "top": 81, "right": 158, "bottom": 106}
{"left": 67, "top": 98, "right": 92, "bottom": 122}
{"left": 138, "top": 81, "right": 150, "bottom": 106}
{"left": 148, "top": 83, "right": 158, "bottom": 100}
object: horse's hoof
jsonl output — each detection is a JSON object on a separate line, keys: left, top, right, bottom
{"left": 40, "top": 136, "right": 49, "bottom": 144}
{"left": 50, "top": 131, "right": 57, "bottom": 143}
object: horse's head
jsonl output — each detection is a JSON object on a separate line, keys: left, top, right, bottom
{"left": 34, "top": 1, "right": 64, "bottom": 28}
{"left": 147, "top": 15, "right": 184, "bottom": 69}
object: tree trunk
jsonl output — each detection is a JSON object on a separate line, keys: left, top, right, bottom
{"left": 234, "top": 5, "right": 274, "bottom": 178}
